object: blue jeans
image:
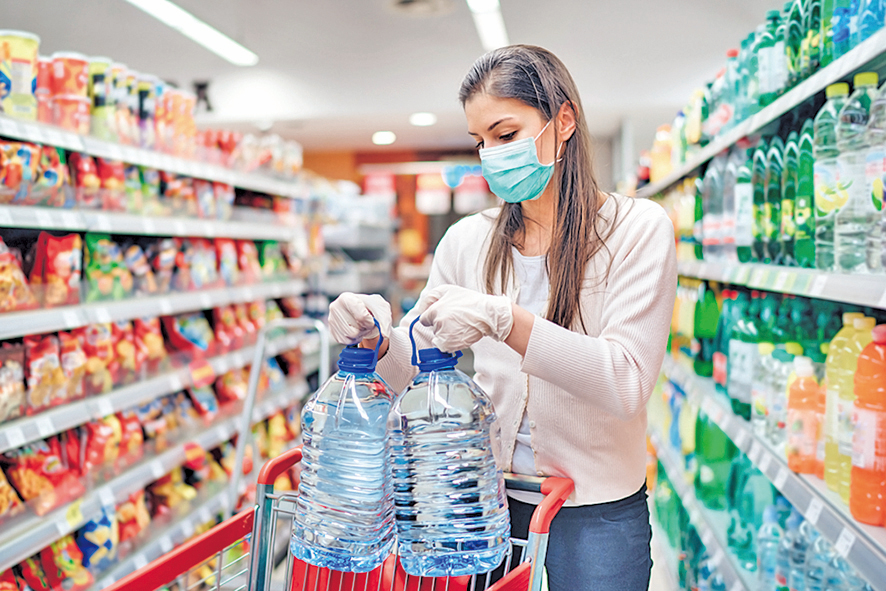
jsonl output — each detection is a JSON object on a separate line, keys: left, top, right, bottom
{"left": 508, "top": 484, "right": 652, "bottom": 591}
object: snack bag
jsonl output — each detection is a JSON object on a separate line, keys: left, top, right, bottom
{"left": 74, "top": 323, "right": 114, "bottom": 396}
{"left": 279, "top": 296, "right": 304, "bottom": 319}
{"left": 95, "top": 158, "right": 125, "bottom": 211}
{"left": 252, "top": 420, "right": 268, "bottom": 459}
{"left": 0, "top": 238, "right": 38, "bottom": 312}
{"left": 40, "top": 535, "right": 94, "bottom": 591}
{"left": 2, "top": 437, "right": 85, "bottom": 515}
{"left": 262, "top": 357, "right": 286, "bottom": 393}
{"left": 17, "top": 557, "right": 51, "bottom": 591}
{"left": 122, "top": 243, "right": 157, "bottom": 296}
{"left": 67, "top": 153, "right": 100, "bottom": 209}
{"left": 140, "top": 167, "right": 166, "bottom": 216}
{"left": 214, "top": 238, "right": 240, "bottom": 287}
{"left": 30, "top": 233, "right": 82, "bottom": 308}
{"left": 189, "top": 239, "right": 219, "bottom": 289}
{"left": 163, "top": 391, "right": 201, "bottom": 432}
{"left": 58, "top": 332, "right": 87, "bottom": 402}
{"left": 233, "top": 304, "right": 256, "bottom": 340}
{"left": 160, "top": 172, "right": 197, "bottom": 216}
{"left": 84, "top": 234, "right": 133, "bottom": 302}
{"left": 171, "top": 238, "right": 192, "bottom": 292}
{"left": 267, "top": 412, "right": 290, "bottom": 459}
{"left": 122, "top": 165, "right": 144, "bottom": 214}
{"left": 0, "top": 342, "right": 25, "bottom": 423}
{"left": 80, "top": 417, "right": 121, "bottom": 474}
{"left": 214, "top": 368, "right": 248, "bottom": 405}
{"left": 258, "top": 241, "right": 286, "bottom": 277}
{"left": 214, "top": 182, "right": 235, "bottom": 220}
{"left": 0, "top": 570, "right": 18, "bottom": 591}
{"left": 248, "top": 300, "right": 267, "bottom": 331}
{"left": 0, "top": 142, "right": 39, "bottom": 205}
{"left": 116, "top": 490, "right": 150, "bottom": 543}
{"left": 212, "top": 306, "right": 241, "bottom": 351}
{"left": 117, "top": 409, "right": 144, "bottom": 464}
{"left": 76, "top": 506, "right": 119, "bottom": 572}
{"left": 109, "top": 320, "right": 137, "bottom": 386}
{"left": 0, "top": 468, "right": 24, "bottom": 523}
{"left": 24, "top": 334, "right": 65, "bottom": 413}
{"left": 236, "top": 241, "right": 261, "bottom": 283}
{"left": 181, "top": 442, "right": 209, "bottom": 489}
{"left": 194, "top": 179, "right": 216, "bottom": 219}
{"left": 135, "top": 398, "right": 168, "bottom": 450}
{"left": 146, "top": 238, "right": 176, "bottom": 293}
{"left": 34, "top": 146, "right": 72, "bottom": 208}
{"left": 188, "top": 386, "right": 218, "bottom": 420}
{"left": 162, "top": 313, "right": 215, "bottom": 357}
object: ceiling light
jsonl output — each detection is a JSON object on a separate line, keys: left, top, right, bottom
{"left": 409, "top": 112, "right": 438, "bottom": 126}
{"left": 372, "top": 131, "right": 397, "bottom": 145}
{"left": 465, "top": 0, "right": 509, "bottom": 52}
{"left": 122, "top": 0, "right": 259, "bottom": 66}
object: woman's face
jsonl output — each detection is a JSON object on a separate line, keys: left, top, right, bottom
{"left": 464, "top": 93, "right": 557, "bottom": 163}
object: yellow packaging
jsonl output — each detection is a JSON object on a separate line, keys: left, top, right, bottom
{"left": 0, "top": 30, "right": 40, "bottom": 121}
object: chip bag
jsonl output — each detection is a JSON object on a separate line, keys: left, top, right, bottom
{"left": 140, "top": 167, "right": 166, "bottom": 216}
{"left": 236, "top": 241, "right": 261, "bottom": 283}
{"left": 233, "top": 303, "right": 256, "bottom": 341}
{"left": 258, "top": 241, "right": 286, "bottom": 277}
{"left": 109, "top": 320, "right": 137, "bottom": 386}
{"left": 146, "top": 238, "right": 176, "bottom": 293}
{"left": 0, "top": 569, "right": 18, "bottom": 591}
{"left": 24, "top": 334, "right": 65, "bottom": 413}
{"left": 0, "top": 467, "right": 24, "bottom": 524}
{"left": 2, "top": 437, "right": 85, "bottom": 515}
{"left": 0, "top": 142, "right": 39, "bottom": 205}
{"left": 75, "top": 506, "right": 119, "bottom": 572}
{"left": 194, "top": 179, "right": 216, "bottom": 219}
{"left": 29, "top": 232, "right": 82, "bottom": 308}
{"left": 133, "top": 316, "right": 167, "bottom": 374}
{"left": 116, "top": 490, "right": 150, "bottom": 543}
{"left": 214, "top": 182, "right": 235, "bottom": 220}
{"left": 34, "top": 145, "right": 72, "bottom": 208}
{"left": 212, "top": 306, "right": 241, "bottom": 351}
{"left": 188, "top": 386, "right": 218, "bottom": 420}
{"left": 0, "top": 342, "right": 25, "bottom": 423}
{"left": 41, "top": 535, "right": 94, "bottom": 591}
{"left": 67, "top": 153, "right": 101, "bottom": 209}
{"left": 84, "top": 234, "right": 133, "bottom": 302}
{"left": 95, "top": 158, "right": 125, "bottom": 212}
{"left": 248, "top": 300, "right": 267, "bottom": 331}
{"left": 58, "top": 332, "right": 87, "bottom": 402}
{"left": 214, "top": 238, "right": 239, "bottom": 287}
{"left": 122, "top": 164, "right": 144, "bottom": 214}
{"left": 74, "top": 323, "right": 114, "bottom": 396}
{"left": 122, "top": 243, "right": 158, "bottom": 296}
{"left": 162, "top": 313, "right": 215, "bottom": 357}
{"left": 0, "top": 238, "right": 38, "bottom": 313}
{"left": 214, "top": 368, "right": 248, "bottom": 405}
{"left": 17, "top": 557, "right": 51, "bottom": 591}
{"left": 117, "top": 409, "right": 144, "bottom": 465}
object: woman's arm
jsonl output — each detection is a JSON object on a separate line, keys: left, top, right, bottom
{"left": 517, "top": 210, "right": 677, "bottom": 421}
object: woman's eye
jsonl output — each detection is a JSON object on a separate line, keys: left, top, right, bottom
{"left": 475, "top": 140, "right": 484, "bottom": 149}
{"left": 500, "top": 132, "right": 516, "bottom": 141}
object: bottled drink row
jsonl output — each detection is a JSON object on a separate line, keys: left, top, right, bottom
{"left": 672, "top": 279, "right": 886, "bottom": 529}
{"left": 652, "top": 428, "right": 874, "bottom": 590}
{"left": 660, "top": 72, "right": 886, "bottom": 274}
{"left": 648, "top": 0, "right": 886, "bottom": 185}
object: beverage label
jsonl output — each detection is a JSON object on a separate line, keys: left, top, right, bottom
{"left": 781, "top": 198, "right": 796, "bottom": 239}
{"left": 713, "top": 351, "right": 728, "bottom": 386}
{"left": 795, "top": 189, "right": 814, "bottom": 240}
{"left": 758, "top": 47, "right": 774, "bottom": 94}
{"left": 814, "top": 160, "right": 846, "bottom": 217}
{"left": 727, "top": 340, "right": 757, "bottom": 404}
{"left": 852, "top": 406, "right": 886, "bottom": 470}
{"left": 865, "top": 149, "right": 885, "bottom": 211}
{"left": 763, "top": 202, "right": 776, "bottom": 239}
{"left": 752, "top": 203, "right": 763, "bottom": 239}
{"left": 787, "top": 408, "right": 818, "bottom": 458}
{"left": 773, "top": 41, "right": 787, "bottom": 90}
{"left": 735, "top": 182, "right": 754, "bottom": 246}
{"left": 837, "top": 396, "right": 855, "bottom": 457}
{"left": 751, "top": 375, "right": 769, "bottom": 423}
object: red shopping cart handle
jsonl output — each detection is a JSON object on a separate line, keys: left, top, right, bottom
{"left": 258, "top": 445, "right": 303, "bottom": 485}
{"left": 530, "top": 477, "right": 574, "bottom": 535}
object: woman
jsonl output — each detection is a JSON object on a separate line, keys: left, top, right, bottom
{"left": 328, "top": 45, "right": 676, "bottom": 590}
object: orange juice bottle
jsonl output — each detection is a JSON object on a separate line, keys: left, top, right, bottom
{"left": 787, "top": 356, "right": 820, "bottom": 474}
{"left": 850, "top": 324, "right": 886, "bottom": 526}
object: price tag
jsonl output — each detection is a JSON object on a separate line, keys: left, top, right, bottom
{"left": 42, "top": 128, "right": 64, "bottom": 147}
{"left": 34, "top": 209, "right": 54, "bottom": 228}
{"left": 159, "top": 298, "right": 173, "bottom": 315}
{"left": 98, "top": 486, "right": 116, "bottom": 509}
{"left": 181, "top": 519, "right": 195, "bottom": 539}
{"left": 772, "top": 271, "right": 793, "bottom": 291}
{"left": 0, "top": 208, "right": 13, "bottom": 226}
{"left": 748, "top": 441, "right": 763, "bottom": 465}
{"left": 150, "top": 460, "right": 165, "bottom": 480}
{"left": 132, "top": 554, "right": 148, "bottom": 570}
{"left": 159, "top": 536, "right": 174, "bottom": 553}
{"left": 63, "top": 309, "right": 84, "bottom": 329}
{"left": 773, "top": 468, "right": 789, "bottom": 490}
{"left": 94, "top": 214, "right": 112, "bottom": 232}
{"left": 749, "top": 267, "right": 767, "bottom": 287}
{"left": 806, "top": 498, "right": 824, "bottom": 525}
{"left": 710, "top": 549, "right": 724, "bottom": 569}
{"left": 271, "top": 283, "right": 283, "bottom": 297}
{"left": 96, "top": 397, "right": 114, "bottom": 418}
{"left": 808, "top": 274, "right": 828, "bottom": 297}
{"left": 36, "top": 416, "right": 54, "bottom": 438}
{"left": 142, "top": 217, "right": 157, "bottom": 235}
{"left": 168, "top": 374, "right": 183, "bottom": 392}
{"left": 0, "top": 117, "right": 22, "bottom": 137}
{"left": 60, "top": 211, "right": 79, "bottom": 228}
{"left": 173, "top": 219, "right": 187, "bottom": 235}
{"left": 834, "top": 528, "right": 856, "bottom": 558}
{"left": 95, "top": 307, "right": 111, "bottom": 324}
{"left": 4, "top": 426, "right": 25, "bottom": 449}
{"left": 199, "top": 293, "right": 213, "bottom": 309}
{"left": 65, "top": 499, "right": 84, "bottom": 527}
{"left": 758, "top": 453, "right": 772, "bottom": 475}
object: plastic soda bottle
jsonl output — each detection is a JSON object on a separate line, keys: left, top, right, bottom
{"left": 782, "top": 130, "right": 800, "bottom": 265}
{"left": 754, "top": 139, "right": 770, "bottom": 262}
{"left": 389, "top": 318, "right": 510, "bottom": 576}
{"left": 825, "top": 312, "right": 865, "bottom": 491}
{"left": 789, "top": 518, "right": 820, "bottom": 591}
{"left": 786, "top": 0, "right": 806, "bottom": 88}
{"left": 775, "top": 507, "right": 803, "bottom": 589}
{"left": 832, "top": 0, "right": 853, "bottom": 58}
{"left": 766, "top": 136, "right": 786, "bottom": 263}
{"left": 759, "top": 10, "right": 786, "bottom": 108}
{"left": 855, "top": 0, "right": 885, "bottom": 46}
{"left": 728, "top": 291, "right": 762, "bottom": 419}
{"left": 787, "top": 356, "right": 821, "bottom": 474}
{"left": 694, "top": 281, "right": 720, "bottom": 377}
{"left": 768, "top": 345, "right": 803, "bottom": 447}
{"left": 866, "top": 80, "right": 886, "bottom": 271}
{"left": 814, "top": 83, "right": 850, "bottom": 271}
{"left": 722, "top": 146, "right": 743, "bottom": 260}
{"left": 695, "top": 411, "right": 737, "bottom": 510}
{"left": 758, "top": 505, "right": 784, "bottom": 591}
{"left": 802, "top": 0, "right": 823, "bottom": 77}
{"left": 752, "top": 342, "right": 777, "bottom": 435}
{"left": 849, "top": 323, "right": 886, "bottom": 525}
{"left": 796, "top": 118, "right": 817, "bottom": 267}
{"left": 838, "top": 316, "right": 876, "bottom": 503}
{"left": 702, "top": 154, "right": 726, "bottom": 260}
{"left": 291, "top": 336, "right": 396, "bottom": 572}
{"left": 736, "top": 146, "right": 756, "bottom": 262}
{"left": 836, "top": 72, "right": 880, "bottom": 273}
{"left": 821, "top": 0, "right": 837, "bottom": 66}
{"left": 804, "top": 534, "right": 835, "bottom": 591}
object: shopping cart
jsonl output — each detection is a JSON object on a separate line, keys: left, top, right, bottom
{"left": 104, "top": 320, "right": 575, "bottom": 591}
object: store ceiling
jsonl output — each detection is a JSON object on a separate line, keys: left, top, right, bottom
{"left": 3, "top": 0, "right": 781, "bottom": 153}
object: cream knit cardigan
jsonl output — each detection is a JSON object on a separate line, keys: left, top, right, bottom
{"left": 377, "top": 193, "right": 677, "bottom": 505}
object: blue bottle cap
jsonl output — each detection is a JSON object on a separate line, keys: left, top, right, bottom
{"left": 336, "top": 317, "right": 383, "bottom": 373}
{"left": 409, "top": 316, "right": 462, "bottom": 372}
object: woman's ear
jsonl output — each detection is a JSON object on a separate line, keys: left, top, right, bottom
{"left": 556, "top": 100, "right": 577, "bottom": 142}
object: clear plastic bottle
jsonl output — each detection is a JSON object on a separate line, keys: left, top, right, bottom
{"left": 797, "top": 118, "right": 817, "bottom": 268}
{"left": 787, "top": 356, "right": 821, "bottom": 474}
{"left": 389, "top": 319, "right": 510, "bottom": 577}
{"left": 722, "top": 146, "right": 742, "bottom": 261}
{"left": 833, "top": 0, "right": 854, "bottom": 58}
{"left": 866, "top": 80, "right": 886, "bottom": 272}
{"left": 824, "top": 554, "right": 868, "bottom": 589}
{"left": 789, "top": 518, "right": 820, "bottom": 591}
{"left": 766, "top": 136, "right": 786, "bottom": 264}
{"left": 836, "top": 72, "right": 879, "bottom": 273}
{"left": 854, "top": 0, "right": 884, "bottom": 46}
{"left": 782, "top": 130, "right": 801, "bottom": 265}
{"left": 814, "top": 83, "right": 850, "bottom": 271}
{"left": 751, "top": 343, "right": 777, "bottom": 436}
{"left": 757, "top": 505, "right": 784, "bottom": 591}
{"left": 775, "top": 507, "right": 803, "bottom": 589}
{"left": 754, "top": 139, "right": 771, "bottom": 262}
{"left": 768, "top": 344, "right": 804, "bottom": 447}
{"left": 787, "top": 0, "right": 806, "bottom": 88}
{"left": 291, "top": 339, "right": 396, "bottom": 572}
{"left": 759, "top": 10, "right": 785, "bottom": 108}
{"left": 805, "top": 534, "right": 836, "bottom": 591}
{"left": 702, "top": 154, "right": 727, "bottom": 261}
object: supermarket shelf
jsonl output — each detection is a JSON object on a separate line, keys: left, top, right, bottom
{"left": 662, "top": 357, "right": 886, "bottom": 591}
{"left": 649, "top": 509, "right": 680, "bottom": 591}
{"left": 323, "top": 267, "right": 392, "bottom": 297}
{"left": 323, "top": 224, "right": 392, "bottom": 250}
{"left": 637, "top": 27, "right": 886, "bottom": 199}
{"left": 0, "top": 205, "right": 302, "bottom": 242}
{"left": 677, "top": 259, "right": 886, "bottom": 310}
{"left": 649, "top": 429, "right": 753, "bottom": 591}
{"left": 0, "top": 278, "right": 306, "bottom": 342}
{"left": 0, "top": 116, "right": 304, "bottom": 199}
{"left": 0, "top": 330, "right": 321, "bottom": 455}
{"left": 0, "top": 379, "right": 308, "bottom": 573}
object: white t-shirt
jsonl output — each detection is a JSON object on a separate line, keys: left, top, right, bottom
{"left": 510, "top": 250, "right": 549, "bottom": 482}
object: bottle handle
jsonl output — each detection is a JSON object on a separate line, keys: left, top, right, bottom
{"left": 348, "top": 316, "right": 383, "bottom": 364}
{"left": 409, "top": 315, "right": 420, "bottom": 367}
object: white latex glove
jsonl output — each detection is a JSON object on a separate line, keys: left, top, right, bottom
{"left": 416, "top": 285, "right": 514, "bottom": 353}
{"left": 327, "top": 292, "right": 393, "bottom": 345}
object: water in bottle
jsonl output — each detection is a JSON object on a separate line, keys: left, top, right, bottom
{"left": 855, "top": 0, "right": 885, "bottom": 45}
{"left": 728, "top": 290, "right": 762, "bottom": 419}
{"left": 832, "top": 0, "right": 853, "bottom": 58}
{"left": 759, "top": 10, "right": 786, "bottom": 108}
{"left": 821, "top": 0, "right": 837, "bottom": 67}
{"left": 866, "top": 80, "right": 886, "bottom": 271}
{"left": 824, "top": 554, "right": 868, "bottom": 589}
{"left": 850, "top": 323, "right": 886, "bottom": 525}
{"left": 836, "top": 72, "right": 879, "bottom": 273}
{"left": 767, "top": 345, "right": 803, "bottom": 447}
{"left": 786, "top": 0, "right": 806, "bottom": 88}
{"left": 814, "top": 83, "right": 850, "bottom": 271}
{"left": 782, "top": 130, "right": 800, "bottom": 265}
{"left": 389, "top": 318, "right": 510, "bottom": 577}
{"left": 702, "top": 154, "right": 727, "bottom": 261}
{"left": 757, "top": 505, "right": 783, "bottom": 591}
{"left": 797, "top": 118, "right": 817, "bottom": 268}
{"left": 802, "top": 0, "right": 823, "bottom": 77}
{"left": 751, "top": 342, "right": 777, "bottom": 436}
{"left": 766, "top": 136, "right": 786, "bottom": 263}
{"left": 735, "top": 146, "right": 756, "bottom": 263}
{"left": 753, "top": 139, "right": 770, "bottom": 262}
{"left": 825, "top": 312, "right": 865, "bottom": 491}
{"left": 805, "top": 534, "right": 835, "bottom": 591}
{"left": 775, "top": 507, "right": 803, "bottom": 589}
{"left": 291, "top": 337, "right": 396, "bottom": 572}
{"left": 787, "top": 356, "right": 821, "bottom": 474}
{"left": 789, "top": 518, "right": 819, "bottom": 591}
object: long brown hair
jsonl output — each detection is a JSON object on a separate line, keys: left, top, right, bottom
{"left": 458, "top": 45, "right": 614, "bottom": 331}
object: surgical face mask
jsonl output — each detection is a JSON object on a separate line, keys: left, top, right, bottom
{"left": 478, "top": 119, "right": 562, "bottom": 204}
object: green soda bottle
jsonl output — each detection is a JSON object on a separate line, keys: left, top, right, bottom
{"left": 753, "top": 139, "right": 770, "bottom": 261}
{"left": 821, "top": 0, "right": 836, "bottom": 66}
{"left": 694, "top": 281, "right": 720, "bottom": 377}
{"left": 736, "top": 145, "right": 756, "bottom": 262}
{"left": 766, "top": 136, "right": 786, "bottom": 263}
{"left": 796, "top": 118, "right": 817, "bottom": 267}
{"left": 803, "top": 0, "right": 823, "bottom": 76}
{"left": 729, "top": 291, "right": 763, "bottom": 419}
{"left": 694, "top": 177, "right": 704, "bottom": 259}
{"left": 781, "top": 131, "right": 800, "bottom": 265}
{"left": 787, "top": 0, "right": 806, "bottom": 87}
{"left": 759, "top": 11, "right": 784, "bottom": 108}
{"left": 694, "top": 410, "right": 738, "bottom": 510}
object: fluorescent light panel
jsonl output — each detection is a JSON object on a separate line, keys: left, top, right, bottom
{"left": 123, "top": 0, "right": 259, "bottom": 66}
{"left": 409, "top": 112, "right": 438, "bottom": 126}
{"left": 465, "top": 0, "right": 509, "bottom": 52}
{"left": 372, "top": 131, "right": 397, "bottom": 145}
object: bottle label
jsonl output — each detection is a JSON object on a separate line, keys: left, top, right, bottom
{"left": 752, "top": 203, "right": 762, "bottom": 239}
{"left": 727, "top": 340, "right": 757, "bottom": 404}
{"left": 795, "top": 188, "right": 814, "bottom": 241}
{"left": 814, "top": 159, "right": 846, "bottom": 217}
{"left": 773, "top": 40, "right": 787, "bottom": 90}
{"left": 713, "top": 351, "right": 728, "bottom": 386}
{"left": 787, "top": 408, "right": 819, "bottom": 459}
{"left": 751, "top": 374, "right": 769, "bottom": 422}
{"left": 837, "top": 396, "right": 855, "bottom": 457}
{"left": 763, "top": 202, "right": 776, "bottom": 239}
{"left": 735, "top": 182, "right": 754, "bottom": 246}
{"left": 852, "top": 406, "right": 886, "bottom": 470}
{"left": 865, "top": 149, "right": 885, "bottom": 212}
{"left": 759, "top": 46, "right": 774, "bottom": 94}
{"left": 781, "top": 198, "right": 796, "bottom": 239}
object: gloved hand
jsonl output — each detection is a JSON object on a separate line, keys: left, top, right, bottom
{"left": 327, "top": 293, "right": 393, "bottom": 345}
{"left": 416, "top": 285, "right": 514, "bottom": 353}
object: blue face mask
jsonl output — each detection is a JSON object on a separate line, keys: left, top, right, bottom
{"left": 478, "top": 119, "right": 561, "bottom": 204}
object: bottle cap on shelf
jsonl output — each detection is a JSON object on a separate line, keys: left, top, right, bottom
{"left": 826, "top": 83, "right": 850, "bottom": 98}
{"left": 758, "top": 342, "right": 776, "bottom": 356}
{"left": 785, "top": 342, "right": 804, "bottom": 356}
{"left": 727, "top": 48, "right": 739, "bottom": 58}
{"left": 854, "top": 317, "right": 877, "bottom": 331}
{"left": 763, "top": 505, "right": 779, "bottom": 524}
{"left": 766, "top": 9, "right": 781, "bottom": 19}
{"left": 872, "top": 325, "right": 886, "bottom": 345}
{"left": 843, "top": 311, "right": 864, "bottom": 325}
{"left": 854, "top": 72, "right": 879, "bottom": 87}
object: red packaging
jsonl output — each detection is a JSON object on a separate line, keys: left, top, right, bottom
{"left": 236, "top": 241, "right": 262, "bottom": 284}
{"left": 0, "top": 342, "right": 25, "bottom": 424}
{"left": 0, "top": 238, "right": 38, "bottom": 313}
{"left": 0, "top": 569, "right": 18, "bottom": 591}
{"left": 67, "top": 153, "right": 101, "bottom": 208}
{"left": 161, "top": 313, "right": 215, "bottom": 357}
{"left": 74, "top": 323, "right": 114, "bottom": 396}
{"left": 59, "top": 332, "right": 86, "bottom": 402}
{"left": 233, "top": 303, "right": 256, "bottom": 340}
{"left": 215, "top": 238, "right": 239, "bottom": 287}
{"left": 212, "top": 306, "right": 241, "bottom": 351}
{"left": 80, "top": 419, "right": 114, "bottom": 474}
{"left": 35, "top": 145, "right": 72, "bottom": 208}
{"left": 214, "top": 368, "right": 248, "bottom": 405}
{"left": 0, "top": 467, "right": 24, "bottom": 524}
{"left": 40, "top": 535, "right": 94, "bottom": 591}
{"left": 117, "top": 409, "right": 144, "bottom": 464}
{"left": 95, "top": 158, "right": 126, "bottom": 212}
{"left": 248, "top": 300, "right": 267, "bottom": 331}
{"left": 133, "top": 316, "right": 167, "bottom": 374}
{"left": 29, "top": 232, "right": 82, "bottom": 308}
{"left": 24, "top": 334, "right": 65, "bottom": 413}
{"left": 17, "top": 557, "right": 51, "bottom": 591}
{"left": 1, "top": 437, "right": 86, "bottom": 516}
{"left": 116, "top": 490, "right": 150, "bottom": 543}
{"left": 109, "top": 320, "right": 137, "bottom": 386}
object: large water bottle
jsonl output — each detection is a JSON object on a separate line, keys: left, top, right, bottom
{"left": 814, "top": 83, "right": 850, "bottom": 271}
{"left": 757, "top": 505, "right": 783, "bottom": 591}
{"left": 291, "top": 327, "right": 396, "bottom": 572}
{"left": 775, "top": 507, "right": 803, "bottom": 589}
{"left": 789, "top": 518, "right": 820, "bottom": 591}
{"left": 867, "top": 80, "right": 886, "bottom": 272}
{"left": 702, "top": 154, "right": 727, "bottom": 260}
{"left": 805, "top": 533, "right": 835, "bottom": 591}
{"left": 836, "top": 72, "right": 880, "bottom": 273}
{"left": 389, "top": 317, "right": 510, "bottom": 577}
{"left": 824, "top": 554, "right": 869, "bottom": 589}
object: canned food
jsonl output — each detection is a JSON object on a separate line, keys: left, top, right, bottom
{"left": 50, "top": 51, "right": 88, "bottom": 97}
{"left": 0, "top": 30, "right": 40, "bottom": 120}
